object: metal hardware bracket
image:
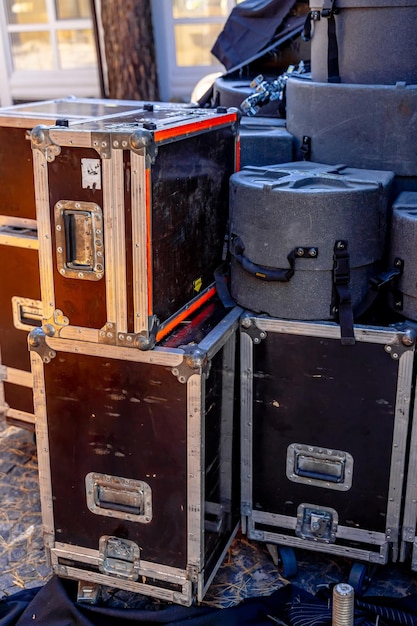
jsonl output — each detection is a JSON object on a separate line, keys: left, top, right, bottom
{"left": 30, "top": 125, "right": 62, "bottom": 162}
{"left": 42, "top": 309, "right": 70, "bottom": 338}
{"left": 171, "top": 346, "right": 209, "bottom": 383}
{"left": 28, "top": 328, "right": 56, "bottom": 363}
{"left": 240, "top": 315, "right": 267, "bottom": 345}
{"left": 91, "top": 132, "right": 111, "bottom": 159}
{"left": 384, "top": 328, "right": 416, "bottom": 360}
{"left": 98, "top": 316, "right": 158, "bottom": 350}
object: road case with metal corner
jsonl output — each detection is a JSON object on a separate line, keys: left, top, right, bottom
{"left": 0, "top": 97, "right": 160, "bottom": 428}
{"left": 0, "top": 217, "right": 40, "bottom": 429}
{"left": 31, "top": 106, "right": 239, "bottom": 350}
{"left": 239, "top": 313, "right": 416, "bottom": 587}
{"left": 0, "top": 96, "right": 165, "bottom": 221}
{"left": 29, "top": 303, "right": 241, "bottom": 606}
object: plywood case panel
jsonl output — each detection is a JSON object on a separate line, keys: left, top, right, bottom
{"left": 240, "top": 315, "right": 415, "bottom": 565}
{"left": 30, "top": 305, "right": 241, "bottom": 605}
{"left": 0, "top": 98, "right": 173, "bottom": 427}
{"left": 31, "top": 106, "right": 239, "bottom": 348}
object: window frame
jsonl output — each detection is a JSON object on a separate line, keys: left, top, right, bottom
{"left": 0, "top": 0, "right": 100, "bottom": 104}
{"left": 151, "top": 0, "right": 237, "bottom": 102}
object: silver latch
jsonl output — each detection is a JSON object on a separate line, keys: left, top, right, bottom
{"left": 98, "top": 536, "right": 140, "bottom": 580}
{"left": 296, "top": 503, "right": 338, "bottom": 543}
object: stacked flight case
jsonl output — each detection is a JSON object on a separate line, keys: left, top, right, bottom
{"left": 0, "top": 97, "right": 179, "bottom": 430}
{"left": 30, "top": 106, "right": 239, "bottom": 347}
{"left": 28, "top": 105, "right": 241, "bottom": 604}
{"left": 29, "top": 301, "right": 241, "bottom": 605}
{"left": 240, "top": 314, "right": 416, "bottom": 574}
{"left": 227, "top": 156, "right": 417, "bottom": 583}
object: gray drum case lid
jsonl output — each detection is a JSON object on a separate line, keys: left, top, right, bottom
{"left": 229, "top": 161, "right": 394, "bottom": 270}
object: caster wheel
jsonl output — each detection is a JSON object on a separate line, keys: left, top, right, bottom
{"left": 279, "top": 546, "right": 297, "bottom": 577}
{"left": 348, "top": 562, "right": 375, "bottom": 595}
{"left": 266, "top": 544, "right": 297, "bottom": 577}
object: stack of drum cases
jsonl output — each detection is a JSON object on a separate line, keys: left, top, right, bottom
{"left": 230, "top": 0, "right": 417, "bottom": 591}
{"left": 26, "top": 103, "right": 241, "bottom": 605}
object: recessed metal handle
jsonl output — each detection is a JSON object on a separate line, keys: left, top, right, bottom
{"left": 12, "top": 297, "right": 43, "bottom": 330}
{"left": 86, "top": 472, "right": 152, "bottom": 523}
{"left": 63, "top": 210, "right": 96, "bottom": 271}
{"left": 0, "top": 217, "right": 38, "bottom": 248}
{"left": 94, "top": 483, "right": 144, "bottom": 516}
{"left": 287, "top": 443, "right": 353, "bottom": 491}
{"left": 55, "top": 200, "right": 104, "bottom": 281}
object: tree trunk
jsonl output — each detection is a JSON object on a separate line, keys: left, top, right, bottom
{"left": 100, "top": 0, "right": 160, "bottom": 101}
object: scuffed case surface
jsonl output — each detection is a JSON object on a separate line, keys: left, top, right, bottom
{"left": 44, "top": 352, "right": 188, "bottom": 569}
{"left": 251, "top": 330, "right": 399, "bottom": 533}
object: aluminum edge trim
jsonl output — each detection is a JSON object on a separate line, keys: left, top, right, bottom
{"left": 218, "top": 334, "right": 236, "bottom": 508}
{"left": 199, "top": 523, "right": 239, "bottom": 601}
{"left": 52, "top": 542, "right": 191, "bottom": 579}
{"left": 49, "top": 559, "right": 192, "bottom": 606}
{"left": 0, "top": 216, "right": 37, "bottom": 229}
{"left": 43, "top": 335, "right": 185, "bottom": 366}
{"left": 187, "top": 373, "right": 204, "bottom": 573}
{"left": 3, "top": 367, "right": 33, "bottom": 387}
{"left": 101, "top": 157, "right": 117, "bottom": 327}
{"left": 0, "top": 233, "right": 39, "bottom": 250}
{"left": 5, "top": 408, "right": 35, "bottom": 425}
{"left": 198, "top": 325, "right": 238, "bottom": 599}
{"left": 240, "top": 329, "right": 254, "bottom": 517}
{"left": 198, "top": 306, "right": 242, "bottom": 358}
{"left": 253, "top": 315, "right": 401, "bottom": 344}
{"left": 130, "top": 151, "right": 148, "bottom": 334}
{"left": 198, "top": 333, "right": 237, "bottom": 601}
{"left": 251, "top": 510, "right": 387, "bottom": 544}
{"left": 32, "top": 148, "right": 55, "bottom": 322}
{"left": 30, "top": 350, "right": 55, "bottom": 541}
{"left": 385, "top": 348, "right": 414, "bottom": 552}
{"left": 247, "top": 523, "right": 388, "bottom": 563}
{"left": 110, "top": 150, "right": 127, "bottom": 332}
{"left": 400, "top": 380, "right": 417, "bottom": 546}
{"left": 0, "top": 216, "right": 38, "bottom": 250}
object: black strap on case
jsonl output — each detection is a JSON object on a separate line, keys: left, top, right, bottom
{"left": 214, "top": 262, "right": 236, "bottom": 309}
{"left": 303, "top": 1, "right": 340, "bottom": 83}
{"left": 322, "top": 0, "right": 341, "bottom": 83}
{"left": 333, "top": 240, "right": 355, "bottom": 345}
{"left": 353, "top": 259, "right": 404, "bottom": 319}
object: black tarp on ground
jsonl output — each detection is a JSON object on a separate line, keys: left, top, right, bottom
{"left": 2, "top": 577, "right": 417, "bottom": 626}
{"left": 211, "top": 0, "right": 297, "bottom": 70}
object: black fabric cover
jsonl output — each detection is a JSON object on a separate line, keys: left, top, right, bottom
{"left": 211, "top": 0, "right": 297, "bottom": 70}
{"left": 2, "top": 577, "right": 417, "bottom": 625}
